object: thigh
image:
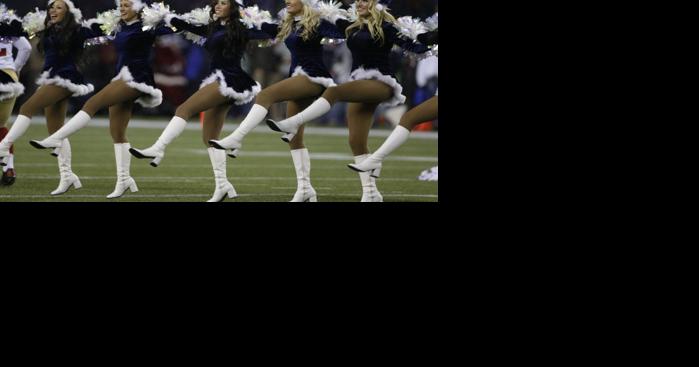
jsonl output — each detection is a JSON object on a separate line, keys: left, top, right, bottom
{"left": 20, "top": 85, "right": 72, "bottom": 117}
{"left": 177, "top": 83, "right": 231, "bottom": 120}
{"left": 257, "top": 76, "right": 325, "bottom": 106}
{"left": 44, "top": 99, "right": 70, "bottom": 134}
{"left": 325, "top": 80, "right": 393, "bottom": 104}
{"left": 400, "top": 96, "right": 438, "bottom": 129}
{"left": 83, "top": 80, "right": 142, "bottom": 116}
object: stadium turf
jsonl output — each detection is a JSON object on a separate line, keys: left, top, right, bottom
{"left": 1, "top": 119, "right": 438, "bottom": 202}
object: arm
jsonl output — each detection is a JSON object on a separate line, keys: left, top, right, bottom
{"left": 0, "top": 20, "right": 27, "bottom": 37}
{"left": 318, "top": 20, "right": 346, "bottom": 40}
{"left": 152, "top": 25, "right": 177, "bottom": 37}
{"left": 246, "top": 27, "right": 275, "bottom": 41}
{"left": 168, "top": 16, "right": 209, "bottom": 37}
{"left": 417, "top": 30, "right": 438, "bottom": 46}
{"left": 12, "top": 36, "right": 31, "bottom": 72}
{"left": 260, "top": 22, "right": 280, "bottom": 38}
{"left": 79, "top": 20, "right": 106, "bottom": 39}
{"left": 387, "top": 23, "right": 429, "bottom": 54}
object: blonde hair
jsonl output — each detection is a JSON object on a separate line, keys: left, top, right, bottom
{"left": 345, "top": 0, "right": 397, "bottom": 45}
{"left": 276, "top": 2, "right": 321, "bottom": 42}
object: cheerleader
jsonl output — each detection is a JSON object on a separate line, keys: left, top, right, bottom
{"left": 0, "top": 9, "right": 31, "bottom": 186}
{"left": 348, "top": 15, "right": 438, "bottom": 178}
{"left": 0, "top": 0, "right": 103, "bottom": 195}
{"left": 28, "top": 0, "right": 177, "bottom": 199}
{"left": 206, "top": 0, "right": 347, "bottom": 202}
{"left": 266, "top": 0, "right": 432, "bottom": 202}
{"left": 128, "top": 0, "right": 276, "bottom": 202}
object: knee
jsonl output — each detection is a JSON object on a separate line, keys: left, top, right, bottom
{"left": 348, "top": 136, "right": 367, "bottom": 154}
{"left": 175, "top": 105, "right": 193, "bottom": 120}
{"left": 18, "top": 103, "right": 34, "bottom": 117}
{"left": 254, "top": 91, "right": 273, "bottom": 108}
{"left": 322, "top": 88, "right": 338, "bottom": 104}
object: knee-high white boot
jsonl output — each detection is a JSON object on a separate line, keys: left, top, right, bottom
{"left": 30, "top": 111, "right": 91, "bottom": 149}
{"left": 51, "top": 139, "right": 82, "bottom": 195}
{"left": 209, "top": 104, "right": 268, "bottom": 158}
{"left": 207, "top": 147, "right": 237, "bottom": 202}
{"left": 290, "top": 148, "right": 317, "bottom": 202}
{"left": 107, "top": 143, "right": 139, "bottom": 199}
{"left": 348, "top": 125, "right": 411, "bottom": 178}
{"left": 266, "top": 97, "right": 331, "bottom": 142}
{"left": 129, "top": 116, "right": 187, "bottom": 167}
{"left": 354, "top": 154, "right": 383, "bottom": 202}
{"left": 0, "top": 115, "right": 31, "bottom": 165}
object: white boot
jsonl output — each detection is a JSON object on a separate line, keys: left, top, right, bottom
{"left": 207, "top": 147, "right": 237, "bottom": 202}
{"left": 290, "top": 148, "right": 317, "bottom": 202}
{"left": 107, "top": 143, "right": 139, "bottom": 199}
{"left": 0, "top": 115, "right": 31, "bottom": 165}
{"left": 129, "top": 116, "right": 187, "bottom": 167}
{"left": 30, "top": 111, "right": 91, "bottom": 149}
{"left": 348, "top": 126, "right": 411, "bottom": 178}
{"left": 355, "top": 154, "right": 383, "bottom": 202}
{"left": 266, "top": 97, "right": 331, "bottom": 142}
{"left": 50, "top": 139, "right": 82, "bottom": 195}
{"left": 209, "top": 104, "right": 268, "bottom": 158}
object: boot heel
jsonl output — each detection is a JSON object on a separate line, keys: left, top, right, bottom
{"left": 227, "top": 148, "right": 239, "bottom": 158}
{"left": 129, "top": 181, "right": 139, "bottom": 193}
{"left": 72, "top": 178, "right": 82, "bottom": 189}
{"left": 227, "top": 189, "right": 237, "bottom": 199}
{"left": 370, "top": 167, "right": 381, "bottom": 178}
{"left": 281, "top": 133, "right": 295, "bottom": 143}
{"left": 150, "top": 156, "right": 162, "bottom": 167}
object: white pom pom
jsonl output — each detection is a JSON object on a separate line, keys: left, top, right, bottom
{"left": 347, "top": 3, "right": 359, "bottom": 22}
{"left": 425, "top": 12, "right": 438, "bottom": 31}
{"left": 141, "top": 2, "right": 172, "bottom": 31}
{"left": 316, "top": 1, "right": 349, "bottom": 23}
{"left": 96, "top": 9, "right": 121, "bottom": 36}
{"left": 0, "top": 4, "right": 21, "bottom": 25}
{"left": 394, "top": 16, "right": 428, "bottom": 42}
{"left": 182, "top": 6, "right": 212, "bottom": 26}
{"left": 21, "top": 8, "right": 47, "bottom": 38}
{"left": 183, "top": 32, "right": 207, "bottom": 46}
{"left": 239, "top": 5, "right": 273, "bottom": 30}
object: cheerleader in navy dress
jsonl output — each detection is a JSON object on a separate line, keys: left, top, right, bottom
{"left": 207, "top": 0, "right": 348, "bottom": 203}
{"left": 129, "top": 0, "right": 275, "bottom": 202}
{"left": 29, "top": 0, "right": 177, "bottom": 199}
{"left": 0, "top": 0, "right": 105, "bottom": 195}
{"left": 266, "top": 0, "right": 432, "bottom": 202}
{"left": 348, "top": 14, "right": 439, "bottom": 179}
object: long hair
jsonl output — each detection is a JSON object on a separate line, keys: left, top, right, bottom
{"left": 345, "top": 0, "right": 397, "bottom": 45}
{"left": 38, "top": 3, "right": 81, "bottom": 58}
{"left": 275, "top": 2, "right": 321, "bottom": 43}
{"left": 208, "top": 0, "right": 248, "bottom": 58}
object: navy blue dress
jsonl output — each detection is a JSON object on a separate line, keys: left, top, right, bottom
{"left": 335, "top": 19, "right": 429, "bottom": 107}
{"left": 35, "top": 22, "right": 105, "bottom": 97}
{"left": 170, "top": 17, "right": 271, "bottom": 105}
{"left": 260, "top": 19, "right": 345, "bottom": 88}
{"left": 110, "top": 20, "right": 175, "bottom": 108}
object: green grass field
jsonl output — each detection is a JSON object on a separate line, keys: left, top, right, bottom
{"left": 1, "top": 120, "right": 438, "bottom": 202}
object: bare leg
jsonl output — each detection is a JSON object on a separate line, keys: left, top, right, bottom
{"left": 399, "top": 96, "right": 438, "bottom": 130}
{"left": 81, "top": 80, "right": 142, "bottom": 117}
{"left": 346, "top": 102, "right": 379, "bottom": 156}
{"left": 108, "top": 100, "right": 134, "bottom": 144}
{"left": 202, "top": 103, "right": 232, "bottom": 145}
{"left": 176, "top": 83, "right": 231, "bottom": 121}
{"left": 44, "top": 98, "right": 70, "bottom": 134}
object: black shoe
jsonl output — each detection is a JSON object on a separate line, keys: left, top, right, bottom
{"left": 1, "top": 169, "right": 16, "bottom": 186}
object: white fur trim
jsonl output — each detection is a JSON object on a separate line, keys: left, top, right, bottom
{"left": 0, "top": 81, "right": 24, "bottom": 101}
{"left": 291, "top": 66, "right": 336, "bottom": 88}
{"left": 199, "top": 70, "right": 261, "bottom": 105}
{"left": 115, "top": 0, "right": 145, "bottom": 12}
{"left": 350, "top": 67, "right": 406, "bottom": 107}
{"left": 48, "top": 0, "right": 83, "bottom": 22}
{"left": 36, "top": 70, "right": 94, "bottom": 96}
{"left": 111, "top": 66, "right": 163, "bottom": 108}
